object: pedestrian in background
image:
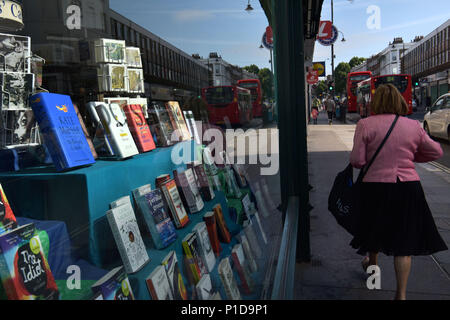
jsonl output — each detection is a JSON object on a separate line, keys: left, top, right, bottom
{"left": 349, "top": 84, "right": 447, "bottom": 300}
{"left": 325, "top": 95, "right": 335, "bottom": 125}
{"left": 311, "top": 108, "right": 318, "bottom": 125}
{"left": 340, "top": 97, "right": 348, "bottom": 124}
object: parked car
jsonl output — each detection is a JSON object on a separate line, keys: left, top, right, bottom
{"left": 423, "top": 93, "right": 450, "bottom": 142}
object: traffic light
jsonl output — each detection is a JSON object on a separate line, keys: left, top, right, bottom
{"left": 414, "top": 81, "right": 419, "bottom": 87}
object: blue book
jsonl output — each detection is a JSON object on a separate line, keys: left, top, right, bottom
{"left": 133, "top": 187, "right": 177, "bottom": 249}
{"left": 30, "top": 93, "right": 96, "bottom": 171}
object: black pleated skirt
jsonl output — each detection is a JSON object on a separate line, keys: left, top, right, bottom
{"left": 350, "top": 179, "right": 448, "bottom": 256}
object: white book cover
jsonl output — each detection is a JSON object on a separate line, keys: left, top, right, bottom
{"left": 127, "top": 68, "right": 144, "bottom": 93}
{"left": 239, "top": 234, "right": 258, "bottom": 273}
{"left": 94, "top": 38, "right": 126, "bottom": 64}
{"left": 183, "top": 110, "right": 201, "bottom": 145}
{"left": 95, "top": 103, "right": 139, "bottom": 159}
{"left": 193, "top": 222, "right": 216, "bottom": 273}
{"left": 185, "top": 168, "right": 204, "bottom": 212}
{"left": 86, "top": 101, "right": 115, "bottom": 156}
{"left": 218, "top": 257, "right": 241, "bottom": 300}
{"left": 146, "top": 265, "right": 174, "bottom": 300}
{"left": 244, "top": 224, "right": 262, "bottom": 259}
{"left": 196, "top": 274, "right": 214, "bottom": 300}
{"left": 98, "top": 64, "right": 128, "bottom": 92}
{"left": 161, "top": 250, "right": 188, "bottom": 300}
{"left": 106, "top": 202, "right": 149, "bottom": 274}
{"left": 0, "top": 33, "right": 31, "bottom": 73}
{"left": 125, "top": 47, "right": 142, "bottom": 68}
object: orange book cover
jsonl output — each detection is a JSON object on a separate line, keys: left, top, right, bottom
{"left": 0, "top": 184, "right": 17, "bottom": 235}
{"left": 123, "top": 104, "right": 156, "bottom": 153}
{"left": 203, "top": 212, "right": 222, "bottom": 256}
{"left": 213, "top": 204, "right": 231, "bottom": 243}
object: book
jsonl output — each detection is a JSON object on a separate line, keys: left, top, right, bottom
{"left": 203, "top": 147, "right": 222, "bottom": 191}
{"left": 182, "top": 232, "right": 208, "bottom": 281}
{"left": 0, "top": 223, "right": 59, "bottom": 300}
{"left": 98, "top": 64, "right": 128, "bottom": 92}
{"left": 86, "top": 101, "right": 115, "bottom": 157}
{"left": 240, "top": 193, "right": 254, "bottom": 226}
{"left": 103, "top": 97, "right": 130, "bottom": 117}
{"left": 161, "top": 251, "right": 188, "bottom": 300}
{"left": 243, "top": 224, "right": 262, "bottom": 260}
{"left": 106, "top": 199, "right": 149, "bottom": 274}
{"left": 231, "top": 243, "right": 254, "bottom": 295}
{"left": 193, "top": 222, "right": 216, "bottom": 273}
{"left": 129, "top": 98, "right": 149, "bottom": 119}
{"left": 213, "top": 204, "right": 231, "bottom": 244}
{"left": 125, "top": 47, "right": 142, "bottom": 68}
{"left": 190, "top": 162, "right": 215, "bottom": 202}
{"left": 0, "top": 33, "right": 31, "bottom": 73}
{"left": 165, "top": 101, "right": 191, "bottom": 141}
{"left": 224, "top": 166, "right": 242, "bottom": 199}
{"left": 217, "top": 257, "right": 241, "bottom": 300}
{"left": 238, "top": 234, "right": 257, "bottom": 273}
{"left": 94, "top": 38, "right": 126, "bottom": 64}
{"left": 95, "top": 102, "right": 139, "bottom": 159}
{"left": 0, "top": 72, "right": 34, "bottom": 110}
{"left": 203, "top": 211, "right": 222, "bottom": 257}
{"left": 155, "top": 174, "right": 171, "bottom": 188}
{"left": 146, "top": 265, "right": 174, "bottom": 300}
{"left": 91, "top": 266, "right": 135, "bottom": 300}
{"left": 123, "top": 104, "right": 156, "bottom": 153}
{"left": 147, "top": 101, "right": 175, "bottom": 147}
{"left": 73, "top": 104, "right": 98, "bottom": 159}
{"left": 183, "top": 110, "right": 201, "bottom": 145}
{"left": 159, "top": 179, "right": 189, "bottom": 229}
{"left": 127, "top": 68, "right": 144, "bottom": 93}
{"left": 196, "top": 274, "right": 214, "bottom": 300}
{"left": 30, "top": 93, "right": 96, "bottom": 171}
{"left": 0, "top": 183, "right": 17, "bottom": 235}
{"left": 133, "top": 188, "right": 177, "bottom": 249}
{"left": 173, "top": 168, "right": 204, "bottom": 214}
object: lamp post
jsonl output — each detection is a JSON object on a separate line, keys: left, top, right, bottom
{"left": 245, "top": 0, "right": 253, "bottom": 12}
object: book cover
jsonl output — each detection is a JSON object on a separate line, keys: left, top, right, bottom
{"left": 240, "top": 193, "right": 254, "bottom": 227}
{"left": 238, "top": 234, "right": 257, "bottom": 273}
{"left": 192, "top": 163, "right": 215, "bottom": 202}
{"left": 243, "top": 224, "right": 262, "bottom": 260}
{"left": 165, "top": 101, "right": 191, "bottom": 141}
{"left": 129, "top": 98, "right": 149, "bottom": 119}
{"left": 30, "top": 93, "right": 96, "bottom": 171}
{"left": 86, "top": 101, "right": 115, "bottom": 157}
{"left": 73, "top": 104, "right": 98, "bottom": 159}
{"left": 146, "top": 265, "right": 174, "bottom": 300}
{"left": 0, "top": 33, "right": 31, "bottom": 73}
{"left": 0, "top": 183, "right": 17, "bottom": 235}
{"left": 147, "top": 101, "right": 175, "bottom": 147}
{"left": 203, "top": 211, "right": 222, "bottom": 257}
{"left": 0, "top": 72, "right": 34, "bottom": 110}
{"left": 103, "top": 97, "right": 130, "bottom": 116}
{"left": 161, "top": 250, "right": 188, "bottom": 300}
{"left": 159, "top": 179, "right": 189, "bottom": 229}
{"left": 125, "top": 47, "right": 142, "bottom": 68}
{"left": 181, "top": 233, "right": 204, "bottom": 285}
{"left": 217, "top": 257, "right": 241, "bottom": 300}
{"left": 95, "top": 102, "right": 139, "bottom": 159}
{"left": 91, "top": 266, "right": 134, "bottom": 300}
{"left": 174, "top": 168, "right": 204, "bottom": 214}
{"left": 195, "top": 273, "right": 214, "bottom": 300}
{"left": 183, "top": 110, "right": 201, "bottom": 145}
{"left": 193, "top": 222, "right": 216, "bottom": 273}
{"left": 123, "top": 104, "right": 156, "bottom": 153}
{"left": 127, "top": 68, "right": 144, "bottom": 93}
{"left": 106, "top": 200, "right": 149, "bottom": 274}
{"left": 231, "top": 243, "right": 254, "bottom": 295}
{"left": 98, "top": 64, "right": 128, "bottom": 92}
{"left": 94, "top": 38, "right": 126, "bottom": 64}
{"left": 213, "top": 204, "right": 231, "bottom": 244}
{"left": 134, "top": 188, "right": 177, "bottom": 249}
{"left": 0, "top": 223, "right": 59, "bottom": 300}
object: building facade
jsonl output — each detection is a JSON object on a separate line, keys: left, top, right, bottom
{"left": 401, "top": 19, "right": 450, "bottom": 106}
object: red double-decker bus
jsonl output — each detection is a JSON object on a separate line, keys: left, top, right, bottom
{"left": 347, "top": 71, "right": 372, "bottom": 113}
{"left": 201, "top": 86, "right": 252, "bottom": 126}
{"left": 356, "top": 77, "right": 376, "bottom": 118}
{"left": 237, "top": 79, "right": 263, "bottom": 118}
{"left": 374, "top": 74, "right": 413, "bottom": 115}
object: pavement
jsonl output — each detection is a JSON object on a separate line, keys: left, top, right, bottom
{"left": 294, "top": 110, "right": 450, "bottom": 300}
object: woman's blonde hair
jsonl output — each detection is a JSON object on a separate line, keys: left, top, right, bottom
{"left": 371, "top": 84, "right": 409, "bottom": 115}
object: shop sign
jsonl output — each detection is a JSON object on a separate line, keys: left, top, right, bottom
{"left": 0, "top": 0, "right": 24, "bottom": 32}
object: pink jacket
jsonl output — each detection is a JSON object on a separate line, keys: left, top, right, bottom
{"left": 350, "top": 114, "right": 443, "bottom": 183}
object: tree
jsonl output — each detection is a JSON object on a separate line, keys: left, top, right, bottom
{"left": 349, "top": 56, "right": 366, "bottom": 69}
{"left": 334, "top": 62, "right": 351, "bottom": 95}
{"left": 313, "top": 80, "right": 328, "bottom": 97}
{"left": 243, "top": 64, "right": 260, "bottom": 76}
{"left": 258, "top": 68, "right": 274, "bottom": 100}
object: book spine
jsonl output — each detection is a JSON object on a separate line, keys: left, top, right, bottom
{"left": 146, "top": 279, "right": 159, "bottom": 300}
{"left": 231, "top": 252, "right": 251, "bottom": 295}
{"left": 106, "top": 212, "right": 134, "bottom": 273}
{"left": 182, "top": 241, "right": 201, "bottom": 284}
{"left": 204, "top": 216, "right": 222, "bottom": 256}
{"left": 213, "top": 205, "right": 231, "bottom": 243}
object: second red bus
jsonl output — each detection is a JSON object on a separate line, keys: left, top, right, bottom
{"left": 237, "top": 79, "right": 263, "bottom": 118}
{"left": 347, "top": 71, "right": 372, "bottom": 113}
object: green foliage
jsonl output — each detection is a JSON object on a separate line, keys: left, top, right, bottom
{"left": 335, "top": 62, "right": 351, "bottom": 94}
{"left": 349, "top": 57, "right": 366, "bottom": 68}
{"left": 258, "top": 68, "right": 274, "bottom": 100}
{"left": 314, "top": 80, "right": 328, "bottom": 96}
{"left": 243, "top": 64, "right": 260, "bottom": 75}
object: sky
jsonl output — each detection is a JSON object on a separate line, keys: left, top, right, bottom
{"left": 109, "top": 0, "right": 450, "bottom": 75}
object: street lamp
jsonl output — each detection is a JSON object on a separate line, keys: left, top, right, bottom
{"left": 245, "top": 0, "right": 253, "bottom": 12}
{"left": 259, "top": 44, "right": 264, "bottom": 49}
{"left": 338, "top": 31, "right": 346, "bottom": 42}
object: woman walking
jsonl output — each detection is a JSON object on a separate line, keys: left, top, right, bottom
{"left": 349, "top": 84, "right": 447, "bottom": 300}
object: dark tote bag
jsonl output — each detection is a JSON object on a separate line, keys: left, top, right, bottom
{"left": 328, "top": 115, "right": 399, "bottom": 236}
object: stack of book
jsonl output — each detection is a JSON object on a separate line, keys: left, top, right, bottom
{"left": 165, "top": 101, "right": 191, "bottom": 142}
{"left": 147, "top": 101, "right": 176, "bottom": 147}
{"left": 173, "top": 168, "right": 204, "bottom": 214}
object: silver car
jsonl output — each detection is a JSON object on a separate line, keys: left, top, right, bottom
{"left": 423, "top": 93, "right": 450, "bottom": 142}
